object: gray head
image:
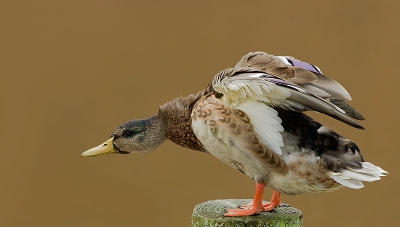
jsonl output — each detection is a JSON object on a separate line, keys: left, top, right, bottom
{"left": 81, "top": 115, "right": 167, "bottom": 157}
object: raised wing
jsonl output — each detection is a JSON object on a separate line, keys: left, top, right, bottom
{"left": 211, "top": 67, "right": 364, "bottom": 130}
{"left": 234, "top": 52, "right": 364, "bottom": 120}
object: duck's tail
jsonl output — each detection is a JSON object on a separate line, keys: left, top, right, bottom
{"left": 329, "top": 162, "right": 387, "bottom": 189}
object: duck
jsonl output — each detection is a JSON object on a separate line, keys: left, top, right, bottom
{"left": 82, "top": 51, "right": 387, "bottom": 216}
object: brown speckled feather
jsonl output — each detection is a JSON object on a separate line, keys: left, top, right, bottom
{"left": 191, "top": 94, "right": 288, "bottom": 182}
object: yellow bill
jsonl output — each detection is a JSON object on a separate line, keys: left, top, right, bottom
{"left": 81, "top": 137, "right": 117, "bottom": 157}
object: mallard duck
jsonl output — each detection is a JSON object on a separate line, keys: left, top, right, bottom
{"left": 82, "top": 52, "right": 386, "bottom": 216}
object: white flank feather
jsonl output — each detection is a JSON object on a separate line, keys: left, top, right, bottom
{"left": 234, "top": 99, "right": 284, "bottom": 155}
{"left": 329, "top": 162, "right": 387, "bottom": 189}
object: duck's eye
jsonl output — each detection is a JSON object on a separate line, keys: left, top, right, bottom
{"left": 122, "top": 128, "right": 144, "bottom": 137}
{"left": 123, "top": 131, "right": 133, "bottom": 137}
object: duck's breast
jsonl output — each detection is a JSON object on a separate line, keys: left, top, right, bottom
{"left": 191, "top": 95, "right": 287, "bottom": 182}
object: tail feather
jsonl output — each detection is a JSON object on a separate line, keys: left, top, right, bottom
{"left": 339, "top": 169, "right": 381, "bottom": 182}
{"left": 329, "top": 162, "right": 387, "bottom": 189}
{"left": 329, "top": 173, "right": 364, "bottom": 189}
{"left": 355, "top": 162, "right": 388, "bottom": 175}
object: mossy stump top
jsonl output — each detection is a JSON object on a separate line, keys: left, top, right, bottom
{"left": 192, "top": 199, "right": 302, "bottom": 227}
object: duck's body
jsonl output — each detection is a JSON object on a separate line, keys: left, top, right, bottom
{"left": 82, "top": 52, "right": 386, "bottom": 216}
{"left": 192, "top": 95, "right": 339, "bottom": 195}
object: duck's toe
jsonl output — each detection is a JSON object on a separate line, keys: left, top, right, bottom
{"left": 224, "top": 207, "right": 260, "bottom": 217}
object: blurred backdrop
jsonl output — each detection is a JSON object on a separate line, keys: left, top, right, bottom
{"left": 1, "top": 1, "right": 399, "bottom": 226}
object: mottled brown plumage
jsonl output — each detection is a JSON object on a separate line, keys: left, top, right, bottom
{"left": 192, "top": 94, "right": 289, "bottom": 180}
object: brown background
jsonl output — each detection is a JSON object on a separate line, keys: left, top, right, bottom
{"left": 1, "top": 1, "right": 399, "bottom": 226}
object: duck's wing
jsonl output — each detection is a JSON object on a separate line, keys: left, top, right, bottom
{"left": 210, "top": 67, "right": 364, "bottom": 127}
{"left": 234, "top": 52, "right": 364, "bottom": 120}
{"left": 208, "top": 67, "right": 364, "bottom": 155}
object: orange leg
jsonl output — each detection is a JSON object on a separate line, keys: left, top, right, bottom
{"left": 261, "top": 190, "right": 281, "bottom": 211}
{"left": 224, "top": 183, "right": 281, "bottom": 217}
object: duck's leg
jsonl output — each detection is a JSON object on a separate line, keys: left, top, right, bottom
{"left": 261, "top": 190, "right": 281, "bottom": 211}
{"left": 224, "top": 183, "right": 265, "bottom": 216}
{"left": 239, "top": 190, "right": 281, "bottom": 210}
{"left": 224, "top": 184, "right": 281, "bottom": 216}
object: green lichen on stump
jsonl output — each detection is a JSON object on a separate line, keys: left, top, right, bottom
{"left": 192, "top": 199, "right": 302, "bottom": 227}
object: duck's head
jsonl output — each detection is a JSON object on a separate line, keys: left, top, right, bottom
{"left": 81, "top": 115, "right": 167, "bottom": 157}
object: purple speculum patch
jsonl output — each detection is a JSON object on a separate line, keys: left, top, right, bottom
{"left": 286, "top": 58, "right": 322, "bottom": 74}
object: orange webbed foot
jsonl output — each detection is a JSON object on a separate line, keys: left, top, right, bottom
{"left": 224, "top": 185, "right": 282, "bottom": 217}
{"left": 224, "top": 206, "right": 260, "bottom": 216}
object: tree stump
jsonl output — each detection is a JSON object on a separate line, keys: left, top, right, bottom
{"left": 192, "top": 199, "right": 302, "bottom": 227}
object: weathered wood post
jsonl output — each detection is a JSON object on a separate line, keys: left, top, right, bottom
{"left": 192, "top": 199, "right": 302, "bottom": 227}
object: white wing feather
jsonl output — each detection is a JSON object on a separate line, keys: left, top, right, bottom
{"left": 234, "top": 99, "right": 284, "bottom": 155}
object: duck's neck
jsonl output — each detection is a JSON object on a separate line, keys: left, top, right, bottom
{"left": 158, "top": 91, "right": 207, "bottom": 152}
{"left": 133, "top": 114, "right": 169, "bottom": 153}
